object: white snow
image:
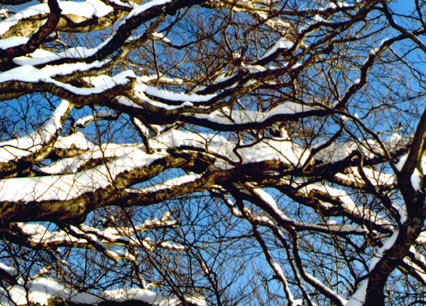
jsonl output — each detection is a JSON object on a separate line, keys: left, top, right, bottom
{"left": 14, "top": 37, "right": 113, "bottom": 66}
{"left": 303, "top": 269, "right": 347, "bottom": 305}
{"left": 403, "top": 247, "right": 426, "bottom": 284}
{"left": 0, "top": 65, "right": 134, "bottom": 98}
{"left": 345, "top": 281, "right": 367, "bottom": 306}
{"left": 140, "top": 174, "right": 202, "bottom": 193}
{"left": 40, "top": 60, "right": 109, "bottom": 78}
{"left": 54, "top": 132, "right": 94, "bottom": 150}
{"left": 17, "top": 211, "right": 176, "bottom": 248}
{"left": 43, "top": 141, "right": 152, "bottom": 175}
{"left": 346, "top": 229, "right": 399, "bottom": 305}
{"left": 0, "top": 9, "right": 8, "bottom": 19}
{"left": 74, "top": 115, "right": 95, "bottom": 128}
{"left": 138, "top": 75, "right": 184, "bottom": 85}
{"left": 0, "top": 1, "right": 114, "bottom": 38}
{"left": 152, "top": 129, "right": 309, "bottom": 168}
{"left": 383, "top": 133, "right": 405, "bottom": 147}
{"left": 297, "top": 180, "right": 389, "bottom": 227}
{"left": 0, "top": 65, "right": 45, "bottom": 83}
{"left": 313, "top": 14, "right": 326, "bottom": 22}
{"left": 241, "top": 62, "right": 267, "bottom": 72}
{"left": 396, "top": 153, "right": 408, "bottom": 171}
{"left": 416, "top": 232, "right": 426, "bottom": 245}
{"left": 74, "top": 110, "right": 116, "bottom": 128}
{"left": 0, "top": 100, "right": 70, "bottom": 162}
{"left": 127, "top": 0, "right": 171, "bottom": 19}
{"left": 335, "top": 167, "right": 395, "bottom": 187}
{"left": 0, "top": 36, "right": 29, "bottom": 49}
{"left": 91, "top": 75, "right": 215, "bottom": 111}
{"left": 371, "top": 230, "right": 399, "bottom": 271}
{"left": 0, "top": 146, "right": 164, "bottom": 202}
{"left": 84, "top": 0, "right": 114, "bottom": 17}
{"left": 270, "top": 260, "right": 296, "bottom": 303}
{"left": 0, "top": 276, "right": 205, "bottom": 306}
{"left": 157, "top": 241, "right": 185, "bottom": 251}
{"left": 0, "top": 60, "right": 112, "bottom": 82}
{"left": 144, "top": 85, "right": 216, "bottom": 102}
{"left": 261, "top": 37, "right": 294, "bottom": 59}
{"left": 403, "top": 255, "right": 426, "bottom": 283}
{"left": 0, "top": 262, "right": 16, "bottom": 276}
{"left": 411, "top": 168, "right": 422, "bottom": 191}
{"left": 250, "top": 187, "right": 366, "bottom": 234}
{"left": 192, "top": 102, "right": 318, "bottom": 127}
{"left": 292, "top": 299, "right": 303, "bottom": 306}
{"left": 325, "top": 1, "right": 350, "bottom": 9}
{"left": 212, "top": 71, "right": 236, "bottom": 85}
{"left": 152, "top": 32, "right": 171, "bottom": 43}
{"left": 133, "top": 117, "right": 151, "bottom": 136}
{"left": 315, "top": 133, "right": 407, "bottom": 163}
{"left": 0, "top": 4, "right": 46, "bottom": 37}
{"left": 13, "top": 49, "right": 60, "bottom": 65}
{"left": 105, "top": 0, "right": 132, "bottom": 7}
{"left": 370, "top": 38, "right": 389, "bottom": 55}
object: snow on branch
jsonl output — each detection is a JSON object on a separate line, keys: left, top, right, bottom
{"left": 0, "top": 276, "right": 206, "bottom": 306}
{"left": 0, "top": 146, "right": 169, "bottom": 203}
{"left": 0, "top": 99, "right": 71, "bottom": 164}
{"left": 15, "top": 211, "right": 177, "bottom": 249}
{"left": 0, "top": 0, "right": 424, "bottom": 305}
{"left": 0, "top": 1, "right": 119, "bottom": 39}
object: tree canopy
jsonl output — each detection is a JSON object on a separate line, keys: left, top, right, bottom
{"left": 0, "top": 0, "right": 425, "bottom": 305}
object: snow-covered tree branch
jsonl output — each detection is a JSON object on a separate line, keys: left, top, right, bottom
{"left": 0, "top": 0, "right": 425, "bottom": 305}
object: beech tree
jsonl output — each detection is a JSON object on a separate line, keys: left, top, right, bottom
{"left": 1, "top": 0, "right": 426, "bottom": 305}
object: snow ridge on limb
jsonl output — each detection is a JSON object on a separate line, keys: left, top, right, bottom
{"left": 13, "top": 211, "right": 177, "bottom": 249}
{"left": 0, "top": 1, "right": 119, "bottom": 39}
{"left": 0, "top": 100, "right": 72, "bottom": 178}
{"left": 1, "top": 0, "right": 426, "bottom": 305}
{"left": 0, "top": 276, "right": 206, "bottom": 306}
{"left": 0, "top": 100, "right": 71, "bottom": 162}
